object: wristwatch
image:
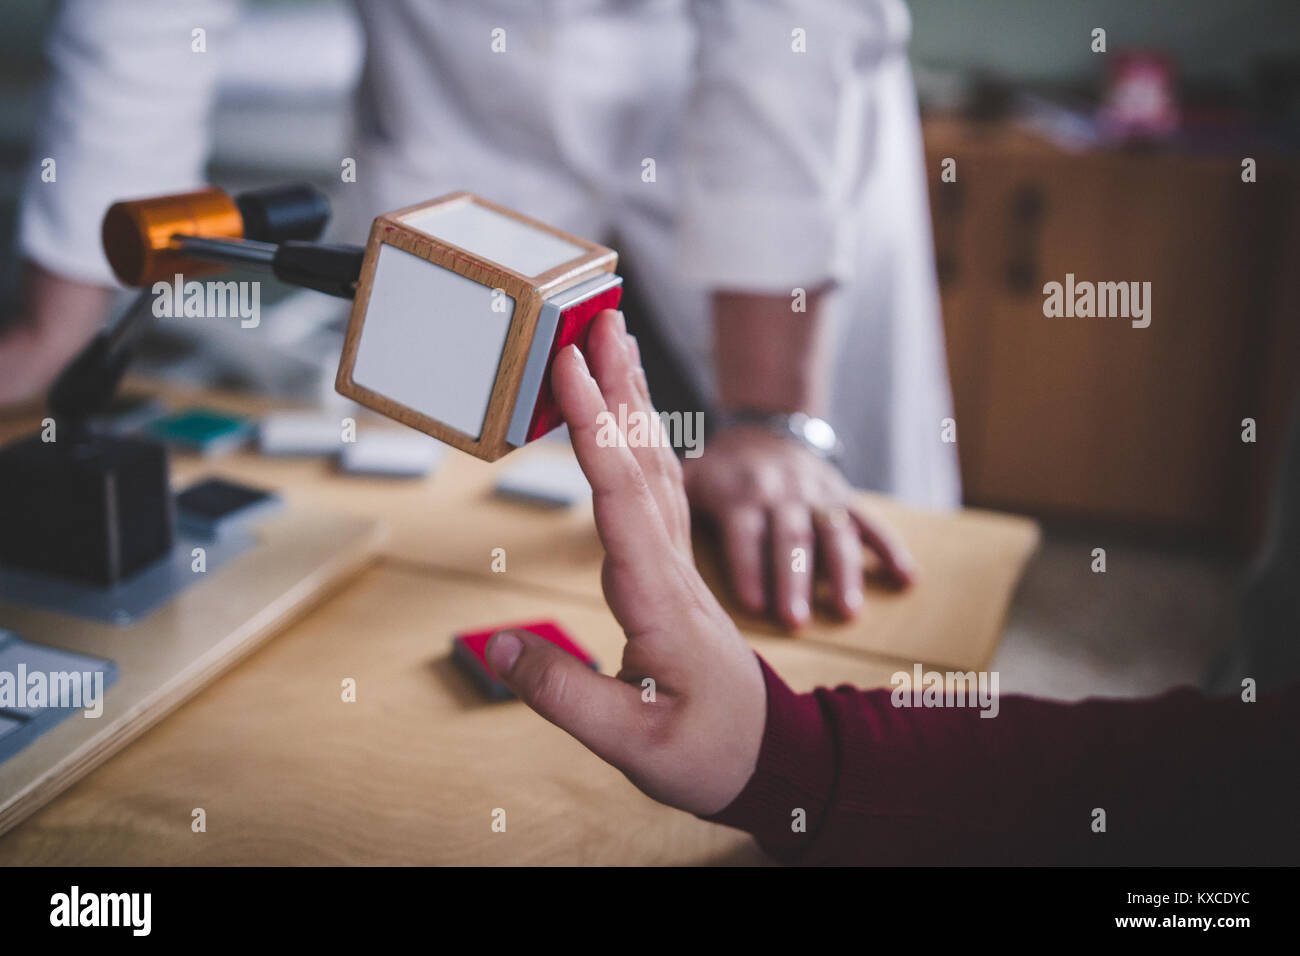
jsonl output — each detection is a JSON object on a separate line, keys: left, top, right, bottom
{"left": 713, "top": 408, "right": 844, "bottom": 463}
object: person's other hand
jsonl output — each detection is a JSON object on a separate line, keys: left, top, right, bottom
{"left": 485, "top": 309, "right": 766, "bottom": 817}
{"left": 0, "top": 263, "right": 112, "bottom": 407}
{"left": 682, "top": 425, "right": 918, "bottom": 628}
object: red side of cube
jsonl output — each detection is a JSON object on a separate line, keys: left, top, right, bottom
{"left": 525, "top": 284, "right": 623, "bottom": 442}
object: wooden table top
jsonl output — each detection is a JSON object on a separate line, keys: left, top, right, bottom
{"left": 0, "top": 383, "right": 1038, "bottom": 864}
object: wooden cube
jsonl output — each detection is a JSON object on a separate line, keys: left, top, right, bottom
{"left": 335, "top": 191, "right": 621, "bottom": 461}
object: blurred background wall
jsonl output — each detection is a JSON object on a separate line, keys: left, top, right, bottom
{"left": 910, "top": 0, "right": 1300, "bottom": 86}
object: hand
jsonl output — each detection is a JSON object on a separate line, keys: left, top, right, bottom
{"left": 0, "top": 263, "right": 112, "bottom": 407}
{"left": 485, "top": 310, "right": 766, "bottom": 817}
{"left": 682, "top": 425, "right": 918, "bottom": 628}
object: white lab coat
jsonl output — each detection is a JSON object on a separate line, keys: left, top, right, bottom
{"left": 19, "top": 0, "right": 960, "bottom": 507}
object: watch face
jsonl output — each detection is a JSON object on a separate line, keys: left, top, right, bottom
{"left": 802, "top": 416, "right": 838, "bottom": 453}
{"left": 716, "top": 410, "right": 840, "bottom": 460}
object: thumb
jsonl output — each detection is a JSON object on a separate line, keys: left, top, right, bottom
{"left": 485, "top": 629, "right": 644, "bottom": 767}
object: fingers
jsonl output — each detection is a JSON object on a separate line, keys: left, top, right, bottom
{"left": 551, "top": 344, "right": 678, "bottom": 591}
{"left": 720, "top": 506, "right": 766, "bottom": 615}
{"left": 621, "top": 334, "right": 653, "bottom": 406}
{"left": 770, "top": 503, "right": 814, "bottom": 628}
{"left": 740, "top": 502, "right": 912, "bottom": 625}
{"left": 583, "top": 311, "right": 689, "bottom": 551}
{"left": 486, "top": 629, "right": 644, "bottom": 768}
{"left": 852, "top": 507, "right": 919, "bottom": 586}
{"left": 623, "top": 333, "right": 691, "bottom": 549}
{"left": 814, "top": 506, "right": 865, "bottom": 618}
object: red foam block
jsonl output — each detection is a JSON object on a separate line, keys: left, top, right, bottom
{"left": 525, "top": 284, "right": 623, "bottom": 442}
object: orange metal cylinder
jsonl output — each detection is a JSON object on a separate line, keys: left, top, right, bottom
{"left": 101, "top": 187, "right": 244, "bottom": 287}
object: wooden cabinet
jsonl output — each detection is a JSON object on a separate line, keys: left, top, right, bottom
{"left": 925, "top": 118, "right": 1299, "bottom": 549}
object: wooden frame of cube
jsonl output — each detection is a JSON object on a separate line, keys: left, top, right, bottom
{"left": 335, "top": 191, "right": 619, "bottom": 461}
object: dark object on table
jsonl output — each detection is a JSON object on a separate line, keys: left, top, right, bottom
{"left": 175, "top": 476, "right": 282, "bottom": 539}
{"left": 0, "top": 432, "right": 174, "bottom": 586}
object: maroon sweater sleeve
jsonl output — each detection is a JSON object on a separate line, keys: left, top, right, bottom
{"left": 704, "top": 656, "right": 1299, "bottom": 865}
